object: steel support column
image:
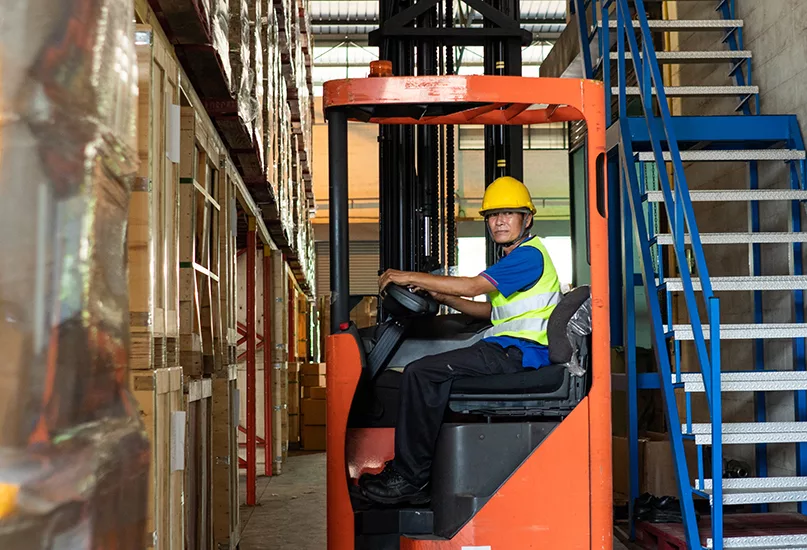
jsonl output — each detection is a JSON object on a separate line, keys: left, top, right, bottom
{"left": 246, "top": 217, "right": 257, "bottom": 505}
{"left": 263, "top": 245, "right": 273, "bottom": 477}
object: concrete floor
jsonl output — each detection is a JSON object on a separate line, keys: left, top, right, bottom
{"left": 239, "top": 452, "right": 631, "bottom": 550}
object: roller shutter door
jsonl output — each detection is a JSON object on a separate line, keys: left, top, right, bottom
{"left": 316, "top": 241, "right": 379, "bottom": 296}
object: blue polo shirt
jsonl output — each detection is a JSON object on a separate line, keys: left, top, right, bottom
{"left": 480, "top": 237, "right": 552, "bottom": 369}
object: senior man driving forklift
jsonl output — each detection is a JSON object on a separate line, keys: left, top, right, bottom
{"left": 359, "top": 176, "right": 562, "bottom": 506}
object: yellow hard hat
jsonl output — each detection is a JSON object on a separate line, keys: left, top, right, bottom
{"left": 479, "top": 176, "right": 536, "bottom": 215}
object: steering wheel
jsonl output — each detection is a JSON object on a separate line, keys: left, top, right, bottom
{"left": 382, "top": 283, "right": 439, "bottom": 318}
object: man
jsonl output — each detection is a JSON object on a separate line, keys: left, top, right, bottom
{"left": 359, "top": 176, "right": 562, "bottom": 505}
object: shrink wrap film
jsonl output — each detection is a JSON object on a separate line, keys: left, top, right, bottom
{"left": 0, "top": 0, "right": 149, "bottom": 548}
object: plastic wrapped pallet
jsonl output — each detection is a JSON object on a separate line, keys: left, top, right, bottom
{"left": 229, "top": 0, "right": 256, "bottom": 133}
{"left": 265, "top": 10, "right": 280, "bottom": 195}
{"left": 213, "top": 0, "right": 233, "bottom": 89}
{"left": 252, "top": 0, "right": 266, "bottom": 172}
{"left": 0, "top": 1, "right": 149, "bottom": 548}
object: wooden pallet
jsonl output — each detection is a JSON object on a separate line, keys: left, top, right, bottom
{"left": 636, "top": 514, "right": 807, "bottom": 550}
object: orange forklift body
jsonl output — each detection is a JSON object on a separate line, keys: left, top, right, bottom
{"left": 323, "top": 75, "right": 611, "bottom": 550}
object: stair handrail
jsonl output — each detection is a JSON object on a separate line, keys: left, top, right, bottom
{"left": 614, "top": 0, "right": 720, "bottom": 400}
{"left": 614, "top": 1, "right": 725, "bottom": 546}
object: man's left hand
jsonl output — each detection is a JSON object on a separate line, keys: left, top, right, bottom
{"left": 379, "top": 269, "right": 414, "bottom": 291}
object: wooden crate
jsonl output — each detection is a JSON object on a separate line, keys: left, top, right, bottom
{"left": 212, "top": 366, "right": 240, "bottom": 550}
{"left": 179, "top": 105, "right": 226, "bottom": 379}
{"left": 185, "top": 378, "right": 213, "bottom": 550}
{"left": 132, "top": 24, "right": 181, "bottom": 371}
{"left": 271, "top": 363, "right": 287, "bottom": 474}
{"left": 271, "top": 254, "right": 289, "bottom": 363}
{"left": 129, "top": 367, "right": 185, "bottom": 550}
{"left": 281, "top": 362, "right": 289, "bottom": 462}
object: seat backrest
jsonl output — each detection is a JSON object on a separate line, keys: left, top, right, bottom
{"left": 547, "top": 285, "right": 591, "bottom": 365}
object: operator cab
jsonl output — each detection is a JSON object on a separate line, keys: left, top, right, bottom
{"left": 324, "top": 74, "right": 611, "bottom": 550}
{"left": 343, "top": 283, "right": 593, "bottom": 547}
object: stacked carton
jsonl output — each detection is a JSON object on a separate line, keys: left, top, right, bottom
{"left": 301, "top": 363, "right": 326, "bottom": 451}
{"left": 288, "top": 362, "right": 301, "bottom": 444}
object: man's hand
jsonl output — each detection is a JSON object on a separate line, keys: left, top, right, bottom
{"left": 379, "top": 269, "right": 413, "bottom": 291}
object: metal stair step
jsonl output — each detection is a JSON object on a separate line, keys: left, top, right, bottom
{"left": 638, "top": 150, "right": 806, "bottom": 162}
{"left": 613, "top": 85, "right": 759, "bottom": 97}
{"left": 647, "top": 189, "right": 807, "bottom": 203}
{"left": 601, "top": 19, "right": 743, "bottom": 31}
{"left": 674, "top": 371, "right": 807, "bottom": 393}
{"left": 697, "top": 477, "right": 807, "bottom": 505}
{"left": 683, "top": 422, "right": 807, "bottom": 445}
{"left": 656, "top": 232, "right": 807, "bottom": 244}
{"left": 673, "top": 323, "right": 807, "bottom": 341}
{"left": 708, "top": 534, "right": 807, "bottom": 549}
{"left": 611, "top": 50, "right": 752, "bottom": 64}
{"left": 663, "top": 275, "right": 807, "bottom": 291}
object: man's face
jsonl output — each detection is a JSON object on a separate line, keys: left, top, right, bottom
{"left": 486, "top": 211, "right": 529, "bottom": 244}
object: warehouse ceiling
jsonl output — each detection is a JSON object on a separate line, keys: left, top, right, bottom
{"left": 309, "top": 0, "right": 566, "bottom": 93}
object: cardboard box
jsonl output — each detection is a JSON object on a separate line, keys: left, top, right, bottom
{"left": 288, "top": 387, "right": 300, "bottom": 414}
{"left": 613, "top": 432, "right": 697, "bottom": 499}
{"left": 302, "top": 398, "right": 327, "bottom": 425}
{"left": 289, "top": 413, "right": 300, "bottom": 444}
{"left": 302, "top": 362, "right": 326, "bottom": 376}
{"left": 303, "top": 386, "right": 327, "bottom": 400}
{"left": 302, "top": 425, "right": 326, "bottom": 451}
{"left": 302, "top": 374, "right": 326, "bottom": 387}
{"left": 288, "top": 362, "right": 300, "bottom": 374}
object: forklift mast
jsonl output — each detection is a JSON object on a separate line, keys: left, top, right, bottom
{"left": 371, "top": 0, "right": 530, "bottom": 273}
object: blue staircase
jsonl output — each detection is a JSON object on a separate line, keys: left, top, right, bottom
{"left": 572, "top": 1, "right": 807, "bottom": 548}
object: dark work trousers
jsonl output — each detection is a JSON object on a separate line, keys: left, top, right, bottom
{"left": 392, "top": 340, "right": 524, "bottom": 487}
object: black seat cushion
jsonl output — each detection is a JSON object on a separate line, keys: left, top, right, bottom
{"left": 547, "top": 285, "right": 591, "bottom": 365}
{"left": 450, "top": 364, "right": 567, "bottom": 396}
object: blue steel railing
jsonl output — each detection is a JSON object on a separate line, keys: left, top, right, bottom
{"left": 572, "top": 0, "right": 725, "bottom": 548}
{"left": 614, "top": 0, "right": 723, "bottom": 546}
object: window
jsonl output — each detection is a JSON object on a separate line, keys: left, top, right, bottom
{"left": 458, "top": 122, "right": 568, "bottom": 150}
{"left": 456, "top": 236, "right": 574, "bottom": 295}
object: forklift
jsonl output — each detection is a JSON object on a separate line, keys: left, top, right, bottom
{"left": 323, "top": 2, "right": 612, "bottom": 548}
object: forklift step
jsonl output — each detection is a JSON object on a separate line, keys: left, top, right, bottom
{"left": 708, "top": 534, "right": 807, "bottom": 549}
{"left": 613, "top": 85, "right": 759, "bottom": 97}
{"left": 673, "top": 371, "right": 807, "bottom": 393}
{"left": 673, "top": 323, "right": 807, "bottom": 340}
{"left": 600, "top": 19, "right": 743, "bottom": 31}
{"left": 656, "top": 232, "right": 807, "bottom": 245}
{"left": 663, "top": 275, "right": 807, "bottom": 291}
{"left": 354, "top": 508, "right": 434, "bottom": 537}
{"left": 611, "top": 50, "right": 752, "bottom": 63}
{"left": 697, "top": 477, "right": 807, "bottom": 506}
{"left": 638, "top": 149, "right": 806, "bottom": 162}
{"left": 683, "top": 421, "right": 807, "bottom": 445}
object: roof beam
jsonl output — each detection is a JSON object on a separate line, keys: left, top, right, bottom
{"left": 311, "top": 18, "right": 566, "bottom": 26}
{"left": 313, "top": 31, "right": 562, "bottom": 44}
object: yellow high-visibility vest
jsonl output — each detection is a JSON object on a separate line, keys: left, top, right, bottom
{"left": 483, "top": 237, "right": 561, "bottom": 346}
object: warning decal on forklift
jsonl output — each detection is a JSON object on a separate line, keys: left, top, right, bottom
{"left": 461, "top": 547, "right": 491, "bottom": 550}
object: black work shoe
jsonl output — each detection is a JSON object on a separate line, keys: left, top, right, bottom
{"left": 359, "top": 464, "right": 430, "bottom": 506}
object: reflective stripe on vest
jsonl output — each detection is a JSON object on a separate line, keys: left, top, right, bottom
{"left": 483, "top": 236, "right": 561, "bottom": 346}
{"left": 490, "top": 290, "right": 562, "bottom": 321}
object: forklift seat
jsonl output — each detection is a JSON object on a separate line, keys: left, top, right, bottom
{"left": 447, "top": 285, "right": 591, "bottom": 417}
